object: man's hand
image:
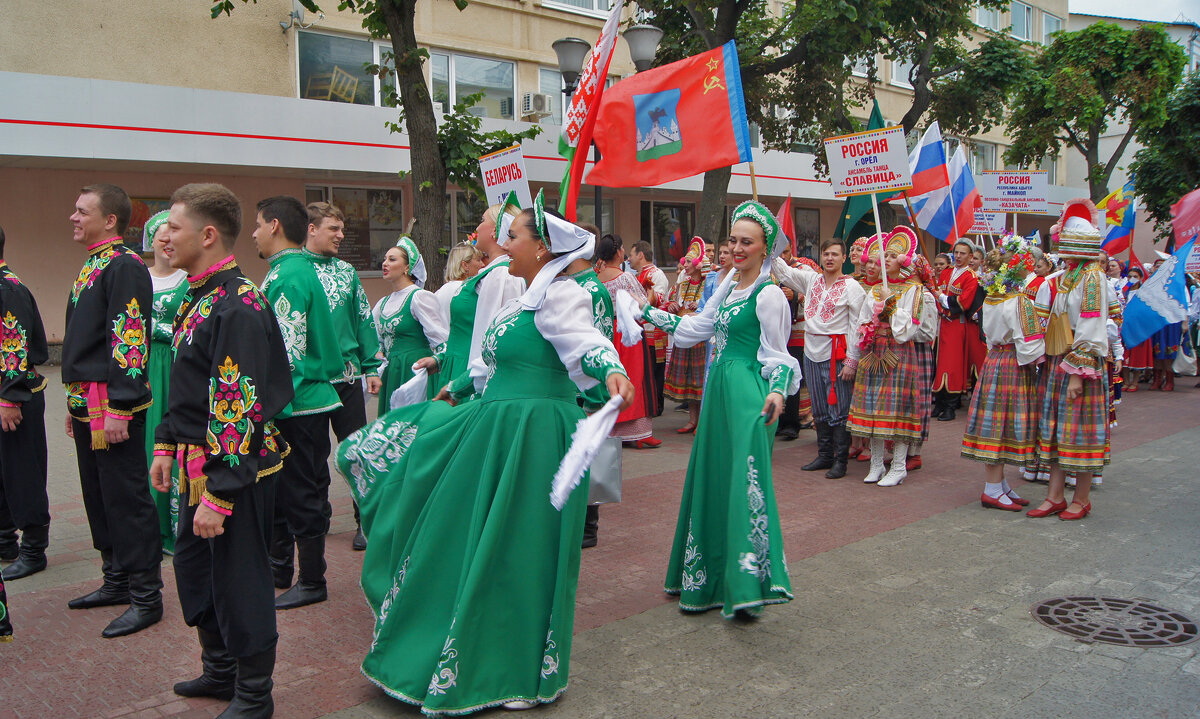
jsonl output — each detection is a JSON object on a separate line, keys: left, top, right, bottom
{"left": 761, "top": 392, "right": 785, "bottom": 425}
{"left": 0, "top": 405, "right": 22, "bottom": 432}
{"left": 104, "top": 415, "right": 131, "bottom": 445}
{"left": 65, "top": 415, "right": 74, "bottom": 438}
{"left": 1067, "top": 374, "right": 1084, "bottom": 401}
{"left": 606, "top": 373, "right": 635, "bottom": 412}
{"left": 193, "top": 504, "right": 226, "bottom": 539}
{"left": 838, "top": 364, "right": 857, "bottom": 382}
{"left": 1114, "top": 361, "right": 1123, "bottom": 374}
{"left": 150, "top": 455, "right": 175, "bottom": 493}
{"left": 365, "top": 376, "right": 382, "bottom": 395}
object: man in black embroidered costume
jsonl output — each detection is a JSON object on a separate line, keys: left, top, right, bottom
{"left": 0, "top": 224, "right": 51, "bottom": 582}
{"left": 63, "top": 183, "right": 161, "bottom": 638}
{"left": 152, "top": 183, "right": 292, "bottom": 719}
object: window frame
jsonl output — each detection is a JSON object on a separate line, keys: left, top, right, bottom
{"left": 1042, "top": 12, "right": 1062, "bottom": 45}
{"left": 541, "top": 0, "right": 613, "bottom": 19}
{"left": 1009, "top": 1, "right": 1033, "bottom": 41}
{"left": 295, "top": 28, "right": 396, "bottom": 107}
{"left": 427, "top": 50, "right": 518, "bottom": 121}
{"left": 975, "top": 3, "right": 1002, "bottom": 31}
{"left": 890, "top": 59, "right": 915, "bottom": 89}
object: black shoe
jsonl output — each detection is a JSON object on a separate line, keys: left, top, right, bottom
{"left": 581, "top": 505, "right": 599, "bottom": 549}
{"left": 351, "top": 527, "right": 367, "bottom": 552}
{"left": 217, "top": 645, "right": 275, "bottom": 719}
{"left": 69, "top": 549, "right": 130, "bottom": 609}
{"left": 936, "top": 406, "right": 956, "bottom": 422}
{"left": 777, "top": 428, "right": 800, "bottom": 442}
{"left": 102, "top": 603, "right": 163, "bottom": 638}
{"left": 175, "top": 628, "right": 237, "bottom": 700}
{"left": 801, "top": 422, "right": 834, "bottom": 470}
{"left": 1, "top": 524, "right": 49, "bottom": 581}
{"left": 825, "top": 424, "right": 851, "bottom": 479}
{"left": 269, "top": 525, "right": 294, "bottom": 589}
{"left": 276, "top": 536, "right": 327, "bottom": 610}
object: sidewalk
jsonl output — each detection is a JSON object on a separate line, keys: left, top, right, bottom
{"left": 4, "top": 369, "right": 1200, "bottom": 718}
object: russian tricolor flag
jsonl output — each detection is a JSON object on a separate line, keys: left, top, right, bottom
{"left": 908, "top": 122, "right": 949, "bottom": 196}
{"left": 909, "top": 144, "right": 981, "bottom": 244}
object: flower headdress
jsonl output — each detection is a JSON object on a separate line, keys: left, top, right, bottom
{"left": 982, "top": 232, "right": 1035, "bottom": 296}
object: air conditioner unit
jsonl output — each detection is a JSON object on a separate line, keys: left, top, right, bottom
{"left": 521, "top": 92, "right": 555, "bottom": 119}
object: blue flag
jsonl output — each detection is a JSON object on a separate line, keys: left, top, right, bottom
{"left": 1121, "top": 238, "right": 1196, "bottom": 350}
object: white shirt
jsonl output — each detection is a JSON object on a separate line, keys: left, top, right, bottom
{"left": 772, "top": 259, "right": 867, "bottom": 362}
{"left": 979, "top": 295, "right": 1044, "bottom": 366}
{"left": 372, "top": 285, "right": 449, "bottom": 354}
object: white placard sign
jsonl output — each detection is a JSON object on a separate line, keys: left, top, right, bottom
{"left": 823, "top": 126, "right": 913, "bottom": 198}
{"left": 1186, "top": 244, "right": 1200, "bottom": 273}
{"left": 978, "top": 171, "right": 1050, "bottom": 215}
{"left": 479, "top": 144, "right": 533, "bottom": 207}
{"left": 969, "top": 211, "right": 1007, "bottom": 236}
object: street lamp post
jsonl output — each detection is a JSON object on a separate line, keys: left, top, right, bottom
{"left": 552, "top": 24, "right": 662, "bottom": 236}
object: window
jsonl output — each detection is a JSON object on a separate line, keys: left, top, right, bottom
{"left": 298, "top": 31, "right": 395, "bottom": 106}
{"left": 456, "top": 193, "right": 489, "bottom": 245}
{"left": 544, "top": 0, "right": 612, "bottom": 16}
{"left": 640, "top": 202, "right": 695, "bottom": 265}
{"left": 429, "top": 52, "right": 516, "bottom": 120}
{"left": 306, "top": 185, "right": 405, "bottom": 274}
{"left": 1010, "top": 1, "right": 1032, "bottom": 40}
{"left": 792, "top": 208, "right": 820, "bottom": 260}
{"left": 970, "top": 142, "right": 997, "bottom": 173}
{"left": 976, "top": 4, "right": 1001, "bottom": 30}
{"left": 847, "top": 55, "right": 871, "bottom": 78}
{"left": 1042, "top": 12, "right": 1061, "bottom": 44}
{"left": 1038, "top": 155, "right": 1057, "bottom": 183}
{"left": 539, "top": 68, "right": 564, "bottom": 126}
{"left": 891, "top": 59, "right": 915, "bottom": 88}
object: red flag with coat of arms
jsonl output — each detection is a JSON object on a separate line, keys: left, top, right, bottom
{"left": 586, "top": 41, "right": 753, "bottom": 188}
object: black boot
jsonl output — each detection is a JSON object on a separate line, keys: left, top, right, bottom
{"left": 174, "top": 628, "right": 237, "bottom": 700}
{"left": 581, "top": 505, "right": 599, "bottom": 548}
{"left": 938, "top": 403, "right": 956, "bottom": 422}
{"left": 268, "top": 519, "right": 294, "bottom": 590}
{"left": 102, "top": 566, "right": 163, "bottom": 638}
{"left": 68, "top": 549, "right": 130, "bottom": 609}
{"left": 275, "top": 535, "right": 327, "bottom": 610}
{"left": 217, "top": 645, "right": 275, "bottom": 718}
{"left": 800, "top": 422, "right": 834, "bottom": 471}
{"left": 0, "top": 517, "right": 17, "bottom": 562}
{"left": 2, "top": 524, "right": 49, "bottom": 580}
{"left": 351, "top": 502, "right": 366, "bottom": 552}
{"left": 825, "top": 424, "right": 852, "bottom": 479}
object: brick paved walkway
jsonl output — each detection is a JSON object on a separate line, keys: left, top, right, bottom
{"left": 3, "top": 369, "right": 1197, "bottom": 718}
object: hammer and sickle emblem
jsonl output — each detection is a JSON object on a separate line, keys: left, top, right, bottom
{"left": 702, "top": 74, "right": 725, "bottom": 95}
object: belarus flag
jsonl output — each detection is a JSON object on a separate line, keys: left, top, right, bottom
{"left": 909, "top": 145, "right": 981, "bottom": 244}
{"left": 587, "top": 41, "right": 753, "bottom": 188}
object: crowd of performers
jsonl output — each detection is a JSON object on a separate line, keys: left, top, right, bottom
{"left": 0, "top": 180, "right": 1193, "bottom": 717}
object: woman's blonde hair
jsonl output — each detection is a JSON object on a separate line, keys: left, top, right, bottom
{"left": 482, "top": 201, "right": 522, "bottom": 228}
{"left": 445, "top": 241, "right": 485, "bottom": 282}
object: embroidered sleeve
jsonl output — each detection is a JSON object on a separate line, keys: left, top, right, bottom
{"left": 355, "top": 281, "right": 383, "bottom": 377}
{"left": 105, "top": 255, "right": 153, "bottom": 413}
{"left": 767, "top": 364, "right": 794, "bottom": 396}
{"left": 642, "top": 305, "right": 682, "bottom": 333}
{"left": 444, "top": 370, "right": 477, "bottom": 403}
{"left": 1017, "top": 296, "right": 1043, "bottom": 340}
{"left": 1080, "top": 271, "right": 1103, "bottom": 318}
{"left": 0, "top": 303, "right": 32, "bottom": 403}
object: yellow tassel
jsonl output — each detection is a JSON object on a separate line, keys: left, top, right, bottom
{"left": 91, "top": 429, "right": 108, "bottom": 451}
{"left": 188, "top": 475, "right": 206, "bottom": 507}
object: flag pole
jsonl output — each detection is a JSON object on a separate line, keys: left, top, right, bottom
{"left": 748, "top": 162, "right": 759, "bottom": 201}
{"left": 871, "top": 192, "right": 888, "bottom": 292}
{"left": 901, "top": 192, "right": 931, "bottom": 259}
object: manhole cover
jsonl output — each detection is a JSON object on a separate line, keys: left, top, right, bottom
{"left": 1031, "top": 596, "right": 1200, "bottom": 647}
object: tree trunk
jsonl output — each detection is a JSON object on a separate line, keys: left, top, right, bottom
{"left": 696, "top": 165, "right": 733, "bottom": 244}
{"left": 380, "top": 0, "right": 449, "bottom": 288}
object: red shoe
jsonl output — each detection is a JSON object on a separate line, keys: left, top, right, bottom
{"left": 635, "top": 437, "right": 662, "bottom": 449}
{"left": 676, "top": 423, "right": 696, "bottom": 434}
{"left": 1026, "top": 499, "right": 1068, "bottom": 518}
{"left": 856, "top": 451, "right": 871, "bottom": 462}
{"left": 1125, "top": 383, "right": 1138, "bottom": 392}
{"left": 1059, "top": 501, "right": 1091, "bottom": 520}
{"left": 905, "top": 455, "right": 922, "bottom": 471}
{"left": 1005, "top": 492, "right": 1030, "bottom": 506}
{"left": 1163, "top": 372, "right": 1175, "bottom": 392}
{"left": 980, "top": 493, "right": 1022, "bottom": 512}
{"left": 847, "top": 446, "right": 863, "bottom": 459}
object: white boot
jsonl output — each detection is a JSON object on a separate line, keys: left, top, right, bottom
{"left": 878, "top": 442, "right": 908, "bottom": 487}
{"left": 863, "top": 439, "right": 886, "bottom": 483}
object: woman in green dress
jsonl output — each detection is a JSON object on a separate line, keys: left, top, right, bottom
{"left": 143, "top": 211, "right": 188, "bottom": 554}
{"left": 337, "top": 194, "right": 633, "bottom": 715}
{"left": 372, "top": 238, "right": 447, "bottom": 413}
{"left": 622, "top": 200, "right": 800, "bottom": 618}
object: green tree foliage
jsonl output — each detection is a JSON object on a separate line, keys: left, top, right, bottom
{"left": 1130, "top": 72, "right": 1200, "bottom": 244}
{"left": 212, "top": 0, "right": 534, "bottom": 287}
{"left": 1005, "top": 22, "right": 1186, "bottom": 202}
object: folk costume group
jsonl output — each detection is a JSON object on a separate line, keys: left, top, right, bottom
{"left": 0, "top": 172, "right": 1123, "bottom": 719}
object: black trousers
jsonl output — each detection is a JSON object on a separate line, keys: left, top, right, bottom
{"left": 0, "top": 391, "right": 49, "bottom": 530}
{"left": 174, "top": 476, "right": 277, "bottom": 657}
{"left": 329, "top": 380, "right": 367, "bottom": 443}
{"left": 778, "top": 344, "right": 807, "bottom": 433}
{"left": 274, "top": 413, "right": 333, "bottom": 540}
{"left": 72, "top": 412, "right": 161, "bottom": 573}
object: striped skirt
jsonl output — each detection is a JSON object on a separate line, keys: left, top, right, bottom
{"left": 848, "top": 333, "right": 924, "bottom": 443}
{"left": 961, "top": 345, "right": 1039, "bottom": 465}
{"left": 1035, "top": 355, "right": 1110, "bottom": 472}
{"left": 665, "top": 343, "right": 708, "bottom": 402}
{"left": 913, "top": 342, "right": 934, "bottom": 446}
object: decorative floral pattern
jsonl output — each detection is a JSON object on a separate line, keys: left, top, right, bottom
{"left": 372, "top": 555, "right": 410, "bottom": 652}
{"left": 580, "top": 346, "right": 622, "bottom": 381}
{"left": 680, "top": 519, "right": 707, "bottom": 592}
{"left": 737, "top": 456, "right": 772, "bottom": 581}
{"left": 541, "top": 629, "right": 559, "bottom": 679}
{"left": 428, "top": 632, "right": 459, "bottom": 697}
{"left": 272, "top": 293, "right": 308, "bottom": 369}
{"left": 174, "top": 287, "right": 221, "bottom": 351}
{"left": 206, "top": 357, "right": 262, "bottom": 469}
{"left": 710, "top": 298, "right": 748, "bottom": 365}
{"left": 312, "top": 260, "right": 355, "bottom": 312}
{"left": 111, "top": 299, "right": 147, "bottom": 378}
{"left": 65, "top": 382, "right": 88, "bottom": 412}
{"left": 0, "top": 311, "right": 28, "bottom": 379}
{"left": 480, "top": 303, "right": 524, "bottom": 385}
{"left": 808, "top": 275, "right": 849, "bottom": 324}
{"left": 342, "top": 419, "right": 418, "bottom": 499}
{"left": 71, "top": 245, "right": 117, "bottom": 305}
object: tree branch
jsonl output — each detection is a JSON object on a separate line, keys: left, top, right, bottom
{"left": 683, "top": 2, "right": 717, "bottom": 48}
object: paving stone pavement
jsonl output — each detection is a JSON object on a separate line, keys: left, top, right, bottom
{"left": 4, "top": 368, "right": 1199, "bottom": 718}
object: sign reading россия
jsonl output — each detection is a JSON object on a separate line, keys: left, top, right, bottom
{"left": 977, "top": 170, "right": 1050, "bottom": 215}
{"left": 823, "top": 126, "right": 913, "bottom": 198}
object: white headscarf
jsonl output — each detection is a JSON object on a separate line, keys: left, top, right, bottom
{"left": 519, "top": 190, "right": 595, "bottom": 311}
{"left": 395, "top": 236, "right": 427, "bottom": 288}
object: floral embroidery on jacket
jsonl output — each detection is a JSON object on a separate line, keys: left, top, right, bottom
{"left": 0, "top": 312, "right": 28, "bottom": 379}
{"left": 174, "top": 287, "right": 222, "bottom": 351}
{"left": 207, "top": 357, "right": 262, "bottom": 468}
{"left": 111, "top": 299, "right": 147, "bottom": 377}
{"left": 71, "top": 246, "right": 117, "bottom": 305}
